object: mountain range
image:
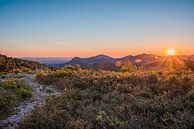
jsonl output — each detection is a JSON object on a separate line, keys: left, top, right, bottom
{"left": 1, "top": 54, "right": 194, "bottom": 72}
{"left": 65, "top": 54, "right": 194, "bottom": 71}
{"left": 66, "top": 54, "right": 159, "bottom": 65}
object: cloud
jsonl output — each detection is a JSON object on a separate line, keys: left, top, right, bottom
{"left": 2, "top": 40, "right": 19, "bottom": 46}
{"left": 4, "top": 40, "right": 17, "bottom": 43}
{"left": 0, "top": 40, "right": 69, "bottom": 47}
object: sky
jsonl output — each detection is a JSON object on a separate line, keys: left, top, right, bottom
{"left": 0, "top": 0, "right": 194, "bottom": 57}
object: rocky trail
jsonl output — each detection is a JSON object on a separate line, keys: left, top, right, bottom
{"left": 0, "top": 74, "right": 62, "bottom": 129}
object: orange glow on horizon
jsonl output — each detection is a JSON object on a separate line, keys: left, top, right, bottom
{"left": 1, "top": 38, "right": 194, "bottom": 58}
{"left": 1, "top": 46, "right": 193, "bottom": 58}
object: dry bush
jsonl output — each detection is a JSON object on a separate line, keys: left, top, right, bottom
{"left": 18, "top": 67, "right": 194, "bottom": 129}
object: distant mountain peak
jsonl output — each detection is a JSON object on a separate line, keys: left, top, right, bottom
{"left": 72, "top": 57, "right": 81, "bottom": 60}
{"left": 93, "top": 54, "right": 113, "bottom": 59}
{"left": 95, "top": 54, "right": 109, "bottom": 57}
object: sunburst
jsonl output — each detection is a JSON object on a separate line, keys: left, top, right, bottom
{"left": 166, "top": 49, "right": 176, "bottom": 56}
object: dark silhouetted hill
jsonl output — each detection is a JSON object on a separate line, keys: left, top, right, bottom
{"left": 0, "top": 54, "right": 49, "bottom": 73}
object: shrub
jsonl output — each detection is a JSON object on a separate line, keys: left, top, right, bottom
{"left": 147, "top": 74, "right": 159, "bottom": 85}
{"left": 0, "top": 79, "right": 32, "bottom": 119}
{"left": 18, "top": 88, "right": 32, "bottom": 98}
{"left": 121, "top": 61, "right": 138, "bottom": 72}
{"left": 0, "top": 96, "right": 10, "bottom": 113}
{"left": 184, "top": 60, "right": 194, "bottom": 71}
{"left": 1, "top": 80, "right": 17, "bottom": 90}
{"left": 109, "top": 117, "right": 129, "bottom": 128}
{"left": 186, "top": 89, "right": 194, "bottom": 101}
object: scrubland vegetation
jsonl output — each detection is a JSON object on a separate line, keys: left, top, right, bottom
{"left": 18, "top": 66, "right": 194, "bottom": 129}
{"left": 1, "top": 54, "right": 194, "bottom": 128}
{"left": 0, "top": 79, "right": 32, "bottom": 119}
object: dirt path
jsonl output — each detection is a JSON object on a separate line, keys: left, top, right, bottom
{"left": 0, "top": 74, "right": 62, "bottom": 129}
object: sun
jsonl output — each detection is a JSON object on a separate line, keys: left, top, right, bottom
{"left": 166, "top": 49, "right": 176, "bottom": 56}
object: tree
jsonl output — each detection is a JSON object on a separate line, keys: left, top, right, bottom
{"left": 121, "top": 61, "right": 136, "bottom": 72}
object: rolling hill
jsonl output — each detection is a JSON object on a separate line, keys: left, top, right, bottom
{"left": 66, "top": 54, "right": 159, "bottom": 65}
{"left": 0, "top": 54, "right": 49, "bottom": 73}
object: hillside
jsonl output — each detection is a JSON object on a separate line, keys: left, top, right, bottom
{"left": 65, "top": 54, "right": 158, "bottom": 68}
{"left": 18, "top": 67, "right": 194, "bottom": 129}
{"left": 0, "top": 54, "right": 49, "bottom": 73}
{"left": 66, "top": 54, "right": 115, "bottom": 66}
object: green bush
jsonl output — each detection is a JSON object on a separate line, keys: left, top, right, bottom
{"left": 0, "top": 96, "right": 10, "bottom": 113}
{"left": 109, "top": 117, "right": 129, "bottom": 128}
{"left": 18, "top": 88, "right": 32, "bottom": 98}
{"left": 1, "top": 80, "right": 17, "bottom": 90}
{"left": 0, "top": 79, "right": 32, "bottom": 119}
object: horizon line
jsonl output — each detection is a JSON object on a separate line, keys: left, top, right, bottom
{"left": 1, "top": 53, "right": 193, "bottom": 59}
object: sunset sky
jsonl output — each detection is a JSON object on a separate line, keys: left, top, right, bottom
{"left": 0, "top": 0, "right": 194, "bottom": 57}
